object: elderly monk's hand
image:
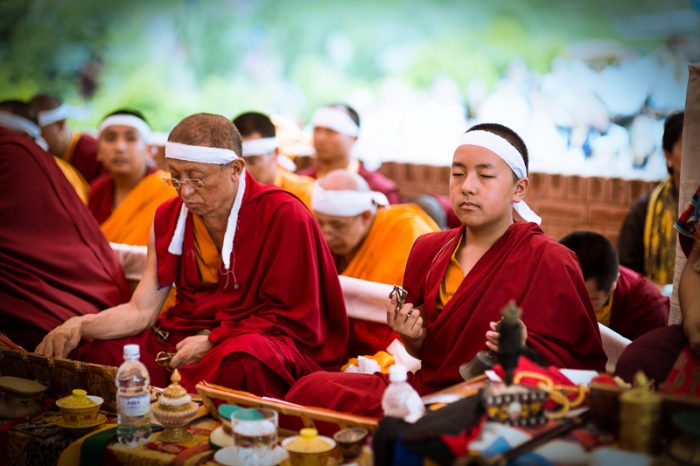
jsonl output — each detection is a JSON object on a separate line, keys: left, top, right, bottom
{"left": 485, "top": 319, "right": 528, "bottom": 353}
{"left": 35, "top": 317, "right": 83, "bottom": 359}
{"left": 169, "top": 335, "right": 213, "bottom": 369}
{"left": 387, "top": 296, "right": 426, "bottom": 343}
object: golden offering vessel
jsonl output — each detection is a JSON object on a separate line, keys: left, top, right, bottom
{"left": 151, "top": 369, "right": 199, "bottom": 443}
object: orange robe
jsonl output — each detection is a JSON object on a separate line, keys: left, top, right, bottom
{"left": 340, "top": 203, "right": 439, "bottom": 357}
{"left": 88, "top": 170, "right": 177, "bottom": 246}
{"left": 274, "top": 168, "right": 314, "bottom": 209}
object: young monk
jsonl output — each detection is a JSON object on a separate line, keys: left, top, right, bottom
{"left": 232, "top": 111, "right": 314, "bottom": 208}
{"left": 88, "top": 110, "right": 177, "bottom": 246}
{"left": 286, "top": 122, "right": 606, "bottom": 417}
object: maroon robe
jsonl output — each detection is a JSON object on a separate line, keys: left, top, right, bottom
{"left": 286, "top": 222, "right": 606, "bottom": 417}
{"left": 68, "top": 133, "right": 104, "bottom": 183}
{"left": 609, "top": 266, "right": 669, "bottom": 340}
{"left": 75, "top": 173, "right": 348, "bottom": 396}
{"left": 0, "top": 128, "right": 131, "bottom": 350}
{"left": 299, "top": 162, "right": 401, "bottom": 204}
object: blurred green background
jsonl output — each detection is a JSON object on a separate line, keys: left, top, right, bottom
{"left": 1, "top": 0, "right": 693, "bottom": 131}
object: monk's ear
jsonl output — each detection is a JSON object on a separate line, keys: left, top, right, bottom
{"left": 230, "top": 158, "right": 246, "bottom": 181}
{"left": 512, "top": 178, "right": 528, "bottom": 203}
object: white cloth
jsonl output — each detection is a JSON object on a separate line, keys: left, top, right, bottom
{"left": 109, "top": 242, "right": 148, "bottom": 281}
{"left": 167, "top": 169, "right": 246, "bottom": 274}
{"left": 457, "top": 130, "right": 541, "bottom": 224}
{"left": 241, "top": 137, "right": 277, "bottom": 157}
{"left": 98, "top": 115, "right": 152, "bottom": 144}
{"left": 311, "top": 106, "right": 359, "bottom": 137}
{"left": 37, "top": 104, "right": 69, "bottom": 127}
{"left": 0, "top": 111, "right": 48, "bottom": 150}
{"left": 312, "top": 184, "right": 388, "bottom": 216}
{"left": 597, "top": 322, "right": 631, "bottom": 373}
{"left": 165, "top": 141, "right": 239, "bottom": 164}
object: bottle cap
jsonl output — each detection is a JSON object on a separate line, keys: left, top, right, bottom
{"left": 123, "top": 344, "right": 140, "bottom": 359}
{"left": 389, "top": 363, "right": 407, "bottom": 383}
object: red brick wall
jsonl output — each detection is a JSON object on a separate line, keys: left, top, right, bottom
{"left": 293, "top": 158, "right": 659, "bottom": 244}
{"left": 377, "top": 162, "right": 659, "bottom": 244}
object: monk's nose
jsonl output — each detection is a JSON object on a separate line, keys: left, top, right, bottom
{"left": 180, "top": 184, "right": 196, "bottom": 198}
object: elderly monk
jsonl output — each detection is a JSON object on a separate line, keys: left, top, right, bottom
{"left": 1, "top": 100, "right": 89, "bottom": 202}
{"left": 29, "top": 93, "right": 105, "bottom": 183}
{"left": 232, "top": 111, "right": 314, "bottom": 208}
{"left": 0, "top": 103, "right": 130, "bottom": 350}
{"left": 287, "top": 123, "right": 606, "bottom": 417}
{"left": 299, "top": 103, "right": 400, "bottom": 204}
{"left": 88, "top": 110, "right": 176, "bottom": 246}
{"left": 560, "top": 231, "right": 668, "bottom": 340}
{"left": 36, "top": 113, "right": 348, "bottom": 397}
{"left": 314, "top": 169, "right": 438, "bottom": 356}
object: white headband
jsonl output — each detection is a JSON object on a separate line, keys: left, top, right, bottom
{"left": 242, "top": 137, "right": 278, "bottom": 157}
{"left": 98, "top": 115, "right": 152, "bottom": 144}
{"left": 312, "top": 184, "right": 389, "bottom": 217}
{"left": 457, "top": 130, "right": 541, "bottom": 224}
{"left": 165, "top": 141, "right": 239, "bottom": 164}
{"left": 0, "top": 111, "right": 49, "bottom": 150}
{"left": 168, "top": 170, "right": 247, "bottom": 272}
{"left": 311, "top": 107, "right": 359, "bottom": 137}
{"left": 37, "top": 104, "right": 70, "bottom": 127}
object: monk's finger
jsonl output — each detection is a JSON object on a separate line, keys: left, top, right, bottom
{"left": 169, "top": 352, "right": 183, "bottom": 369}
{"left": 35, "top": 338, "right": 46, "bottom": 355}
{"left": 486, "top": 341, "right": 497, "bottom": 352}
{"left": 175, "top": 339, "right": 187, "bottom": 351}
{"left": 489, "top": 321, "right": 498, "bottom": 331}
{"left": 409, "top": 316, "right": 423, "bottom": 333}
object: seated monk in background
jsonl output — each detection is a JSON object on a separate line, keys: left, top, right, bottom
{"left": 560, "top": 230, "right": 668, "bottom": 340}
{"left": 286, "top": 123, "right": 606, "bottom": 417}
{"left": 29, "top": 93, "right": 105, "bottom": 184}
{"left": 232, "top": 111, "right": 314, "bottom": 209}
{"left": 36, "top": 113, "right": 348, "bottom": 397}
{"left": 88, "top": 110, "right": 177, "bottom": 246}
{"left": 1, "top": 99, "right": 89, "bottom": 202}
{"left": 0, "top": 103, "right": 130, "bottom": 350}
{"left": 615, "top": 185, "right": 700, "bottom": 394}
{"left": 313, "top": 169, "right": 439, "bottom": 357}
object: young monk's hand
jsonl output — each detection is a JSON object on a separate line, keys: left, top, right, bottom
{"left": 485, "top": 319, "right": 528, "bottom": 352}
{"left": 386, "top": 296, "right": 426, "bottom": 344}
{"left": 169, "top": 335, "right": 213, "bottom": 369}
{"left": 35, "top": 317, "right": 83, "bottom": 359}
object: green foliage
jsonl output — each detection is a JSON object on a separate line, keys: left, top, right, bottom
{"left": 0, "top": 0, "right": 688, "bottom": 130}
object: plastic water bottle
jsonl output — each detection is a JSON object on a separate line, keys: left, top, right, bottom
{"left": 381, "top": 364, "right": 425, "bottom": 423}
{"left": 116, "top": 344, "right": 152, "bottom": 446}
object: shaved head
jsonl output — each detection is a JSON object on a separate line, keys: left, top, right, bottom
{"left": 29, "top": 94, "right": 62, "bottom": 113}
{"left": 318, "top": 169, "right": 369, "bottom": 191}
{"left": 169, "top": 113, "right": 242, "bottom": 156}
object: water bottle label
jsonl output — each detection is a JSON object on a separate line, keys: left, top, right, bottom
{"left": 118, "top": 393, "right": 150, "bottom": 416}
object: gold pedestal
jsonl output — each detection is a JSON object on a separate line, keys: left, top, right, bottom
{"left": 158, "top": 425, "right": 193, "bottom": 443}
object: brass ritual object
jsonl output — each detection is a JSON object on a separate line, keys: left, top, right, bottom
{"left": 155, "top": 351, "right": 175, "bottom": 367}
{"left": 389, "top": 285, "right": 408, "bottom": 310}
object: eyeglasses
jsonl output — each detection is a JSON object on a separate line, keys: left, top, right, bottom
{"left": 163, "top": 177, "right": 204, "bottom": 189}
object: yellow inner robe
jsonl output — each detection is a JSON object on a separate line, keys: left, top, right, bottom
{"left": 53, "top": 156, "right": 89, "bottom": 204}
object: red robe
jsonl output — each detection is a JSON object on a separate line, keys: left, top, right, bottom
{"left": 299, "top": 162, "right": 401, "bottom": 204}
{"left": 609, "top": 266, "right": 669, "bottom": 340}
{"left": 286, "top": 222, "right": 606, "bottom": 417}
{"left": 0, "top": 128, "right": 131, "bottom": 350}
{"left": 75, "top": 173, "right": 348, "bottom": 395}
{"left": 67, "top": 133, "right": 104, "bottom": 183}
